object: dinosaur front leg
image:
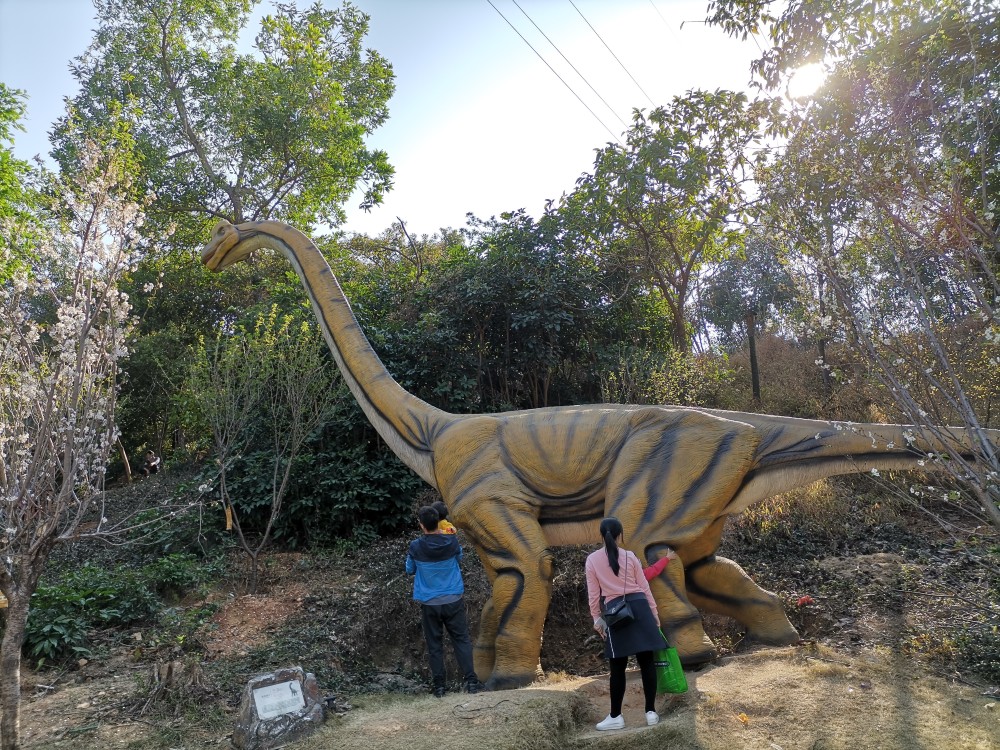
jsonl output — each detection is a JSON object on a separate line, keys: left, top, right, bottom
{"left": 473, "top": 596, "right": 498, "bottom": 679}
{"left": 461, "top": 503, "right": 553, "bottom": 691}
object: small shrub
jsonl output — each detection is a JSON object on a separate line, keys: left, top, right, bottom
{"left": 26, "top": 613, "right": 92, "bottom": 666}
{"left": 154, "top": 603, "right": 220, "bottom": 651}
{"left": 141, "top": 552, "right": 220, "bottom": 601}
{"left": 955, "top": 624, "right": 1000, "bottom": 683}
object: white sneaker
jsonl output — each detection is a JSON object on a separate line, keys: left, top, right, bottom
{"left": 646, "top": 710, "right": 660, "bottom": 726}
{"left": 596, "top": 714, "right": 625, "bottom": 731}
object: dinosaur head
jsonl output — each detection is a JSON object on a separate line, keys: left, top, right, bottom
{"left": 201, "top": 220, "right": 261, "bottom": 272}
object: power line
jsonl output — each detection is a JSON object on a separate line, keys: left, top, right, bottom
{"left": 510, "top": 0, "right": 628, "bottom": 128}
{"left": 568, "top": 0, "right": 656, "bottom": 108}
{"left": 647, "top": 0, "right": 682, "bottom": 43}
{"left": 485, "top": 0, "right": 623, "bottom": 145}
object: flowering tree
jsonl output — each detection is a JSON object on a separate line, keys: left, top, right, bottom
{"left": 711, "top": 0, "right": 1000, "bottom": 533}
{"left": 0, "top": 137, "right": 141, "bottom": 750}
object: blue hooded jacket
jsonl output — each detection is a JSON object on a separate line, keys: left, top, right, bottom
{"left": 405, "top": 533, "right": 464, "bottom": 603}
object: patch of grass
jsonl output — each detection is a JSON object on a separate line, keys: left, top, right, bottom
{"left": 298, "top": 690, "right": 591, "bottom": 750}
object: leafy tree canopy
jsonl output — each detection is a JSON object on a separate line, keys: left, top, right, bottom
{"left": 0, "top": 83, "right": 41, "bottom": 282}
{"left": 55, "top": 0, "right": 395, "bottom": 247}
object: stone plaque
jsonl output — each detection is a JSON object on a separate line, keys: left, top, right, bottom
{"left": 253, "top": 680, "right": 306, "bottom": 720}
{"left": 232, "top": 666, "right": 325, "bottom": 750}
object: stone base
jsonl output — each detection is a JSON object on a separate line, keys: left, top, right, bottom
{"left": 232, "top": 666, "right": 325, "bottom": 750}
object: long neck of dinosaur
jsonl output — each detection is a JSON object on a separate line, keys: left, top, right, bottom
{"left": 247, "top": 222, "right": 446, "bottom": 487}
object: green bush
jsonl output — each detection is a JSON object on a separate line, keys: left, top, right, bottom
{"left": 22, "top": 554, "right": 222, "bottom": 665}
{"left": 25, "top": 613, "right": 92, "bottom": 666}
{"left": 141, "top": 552, "right": 220, "bottom": 601}
{"left": 25, "top": 565, "right": 158, "bottom": 664}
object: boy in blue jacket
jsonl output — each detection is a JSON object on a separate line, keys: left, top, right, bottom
{"left": 406, "top": 505, "right": 484, "bottom": 697}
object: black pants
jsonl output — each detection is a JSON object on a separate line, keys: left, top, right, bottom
{"left": 420, "top": 598, "right": 477, "bottom": 686}
{"left": 610, "top": 651, "right": 657, "bottom": 715}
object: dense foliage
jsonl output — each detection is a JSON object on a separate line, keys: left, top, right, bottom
{"left": 3, "top": 0, "right": 998, "bottom": 558}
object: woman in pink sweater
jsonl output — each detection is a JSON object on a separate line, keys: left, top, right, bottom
{"left": 585, "top": 517, "right": 668, "bottom": 731}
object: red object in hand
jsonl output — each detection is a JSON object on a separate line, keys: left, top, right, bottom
{"left": 796, "top": 595, "right": 815, "bottom": 607}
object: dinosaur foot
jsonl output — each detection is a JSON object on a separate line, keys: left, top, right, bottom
{"left": 484, "top": 671, "right": 537, "bottom": 691}
{"left": 678, "top": 646, "right": 718, "bottom": 667}
{"left": 745, "top": 619, "right": 802, "bottom": 646}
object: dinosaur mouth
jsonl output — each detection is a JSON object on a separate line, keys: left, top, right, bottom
{"left": 202, "top": 222, "right": 252, "bottom": 269}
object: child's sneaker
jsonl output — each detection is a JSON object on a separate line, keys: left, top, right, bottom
{"left": 646, "top": 710, "right": 660, "bottom": 726}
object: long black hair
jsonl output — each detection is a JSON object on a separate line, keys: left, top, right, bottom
{"left": 599, "top": 517, "right": 624, "bottom": 576}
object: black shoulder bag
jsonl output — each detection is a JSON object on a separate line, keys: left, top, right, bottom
{"left": 601, "top": 552, "right": 634, "bottom": 629}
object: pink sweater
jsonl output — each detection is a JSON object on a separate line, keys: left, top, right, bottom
{"left": 585, "top": 548, "right": 660, "bottom": 627}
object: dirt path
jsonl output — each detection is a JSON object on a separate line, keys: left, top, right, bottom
{"left": 17, "top": 640, "right": 999, "bottom": 749}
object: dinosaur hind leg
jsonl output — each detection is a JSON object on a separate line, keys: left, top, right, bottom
{"left": 685, "top": 553, "right": 800, "bottom": 646}
{"left": 675, "top": 518, "right": 799, "bottom": 646}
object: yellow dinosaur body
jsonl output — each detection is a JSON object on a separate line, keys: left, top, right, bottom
{"left": 202, "top": 220, "right": 997, "bottom": 690}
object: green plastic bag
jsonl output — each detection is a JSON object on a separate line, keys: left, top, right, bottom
{"left": 654, "top": 630, "right": 688, "bottom": 694}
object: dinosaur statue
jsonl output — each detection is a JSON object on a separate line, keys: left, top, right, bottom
{"left": 202, "top": 220, "right": 998, "bottom": 690}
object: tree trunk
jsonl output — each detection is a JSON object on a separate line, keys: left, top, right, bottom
{"left": 0, "top": 593, "right": 30, "bottom": 750}
{"left": 116, "top": 437, "right": 132, "bottom": 484}
{"left": 746, "top": 311, "right": 761, "bottom": 405}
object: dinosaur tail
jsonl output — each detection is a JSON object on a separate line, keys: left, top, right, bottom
{"left": 712, "top": 410, "right": 998, "bottom": 514}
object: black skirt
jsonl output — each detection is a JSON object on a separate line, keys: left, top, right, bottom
{"left": 603, "top": 593, "right": 667, "bottom": 659}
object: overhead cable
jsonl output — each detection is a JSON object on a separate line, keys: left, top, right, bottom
{"left": 647, "top": 0, "right": 683, "bottom": 43}
{"left": 511, "top": 0, "right": 628, "bottom": 127}
{"left": 486, "top": 0, "right": 623, "bottom": 145}
{"left": 568, "top": 0, "right": 656, "bottom": 108}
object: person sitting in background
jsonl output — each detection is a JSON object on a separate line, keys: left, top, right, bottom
{"left": 141, "top": 449, "right": 160, "bottom": 477}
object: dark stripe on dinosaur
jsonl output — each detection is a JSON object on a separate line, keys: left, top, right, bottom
{"left": 685, "top": 571, "right": 773, "bottom": 609}
{"left": 479, "top": 546, "right": 517, "bottom": 565}
{"left": 297, "top": 252, "right": 432, "bottom": 455}
{"left": 513, "top": 471, "right": 606, "bottom": 505}
{"left": 636, "top": 429, "right": 681, "bottom": 527}
{"left": 667, "top": 431, "right": 737, "bottom": 528}
{"left": 683, "top": 555, "right": 715, "bottom": 572}
{"left": 562, "top": 415, "right": 577, "bottom": 454}
{"left": 493, "top": 567, "right": 525, "bottom": 635}
{"left": 536, "top": 496, "right": 605, "bottom": 521}
{"left": 753, "top": 426, "right": 785, "bottom": 457}
{"left": 539, "top": 508, "right": 605, "bottom": 525}
{"left": 663, "top": 613, "right": 703, "bottom": 628}
{"left": 524, "top": 418, "right": 548, "bottom": 463}
{"left": 607, "top": 466, "right": 642, "bottom": 519}
{"left": 495, "top": 505, "right": 532, "bottom": 551}
{"left": 450, "top": 468, "right": 508, "bottom": 506}
{"left": 447, "top": 437, "right": 499, "bottom": 483}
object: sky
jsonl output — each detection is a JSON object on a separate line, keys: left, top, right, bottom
{"left": 0, "top": 0, "right": 763, "bottom": 237}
